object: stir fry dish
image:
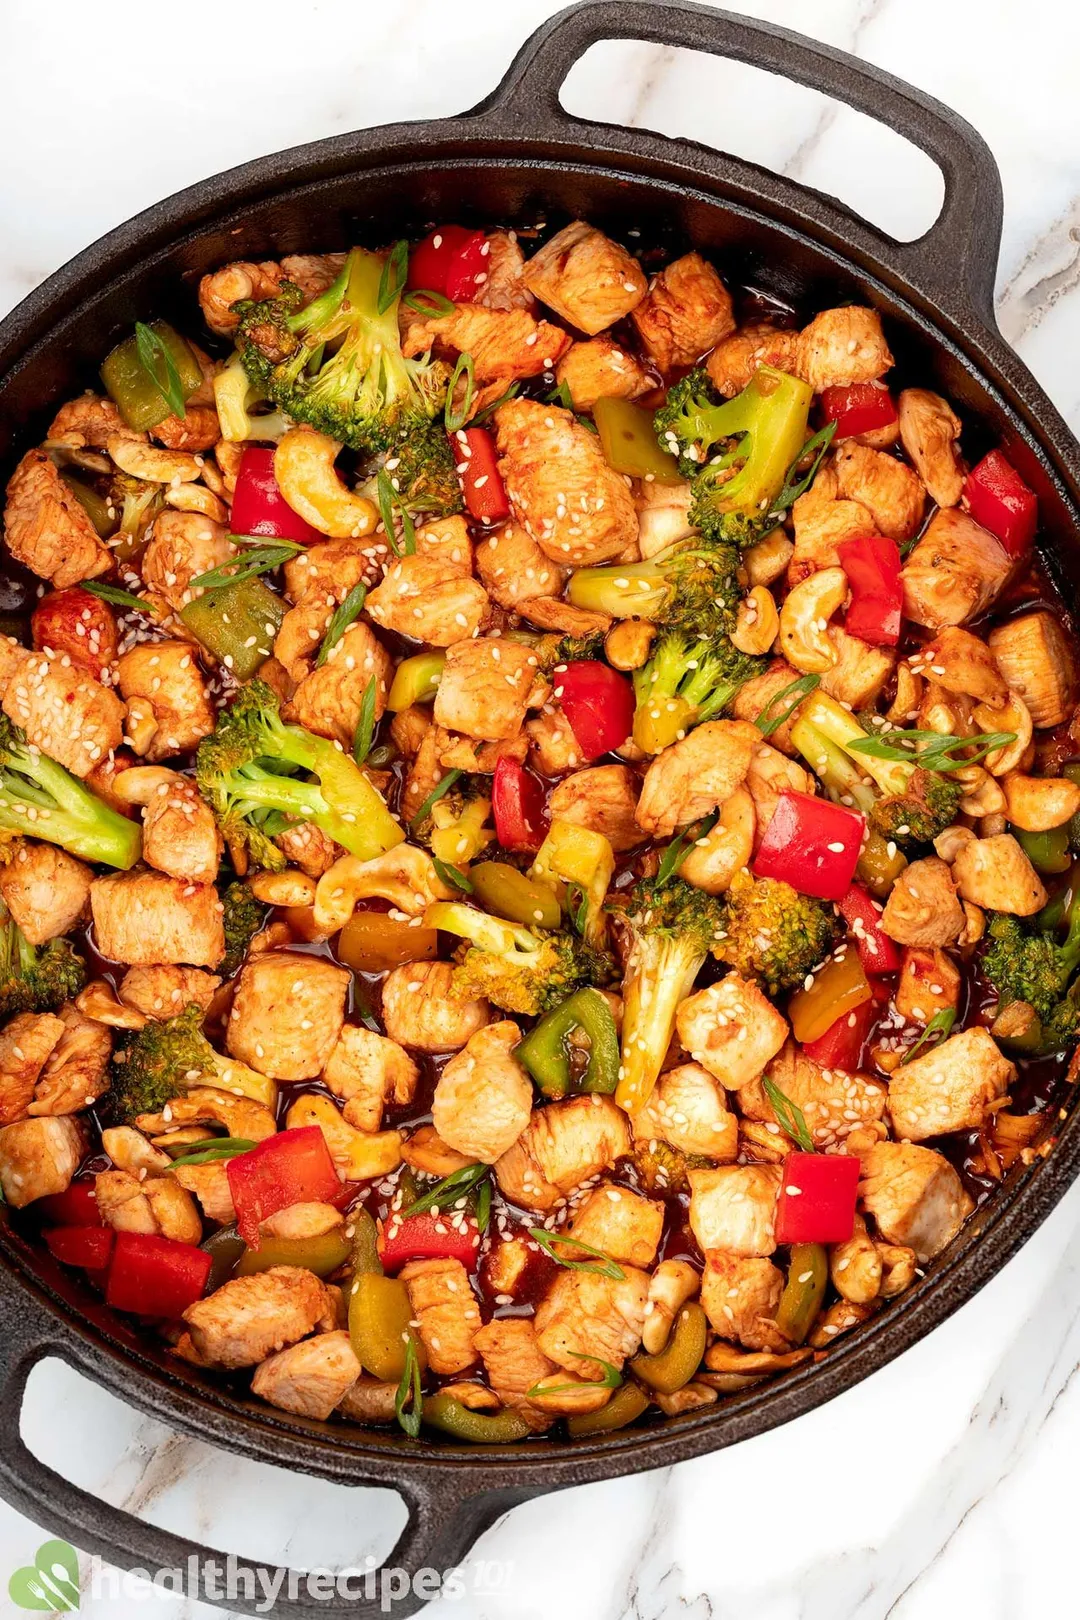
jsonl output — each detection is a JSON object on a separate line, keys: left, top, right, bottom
{"left": 0, "top": 218, "right": 1076, "bottom": 1444}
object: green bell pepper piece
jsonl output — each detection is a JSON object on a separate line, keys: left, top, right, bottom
{"left": 387, "top": 651, "right": 446, "bottom": 711}
{"left": 101, "top": 320, "right": 203, "bottom": 431}
{"left": 421, "top": 1394, "right": 531, "bottom": 1444}
{"left": 594, "top": 398, "right": 683, "bottom": 486}
{"left": 516, "top": 987, "right": 620, "bottom": 1099}
{"left": 775, "top": 1242, "right": 828, "bottom": 1345}
{"left": 349, "top": 1207, "right": 383, "bottom": 1278}
{"left": 180, "top": 576, "right": 285, "bottom": 681}
{"left": 201, "top": 1224, "right": 246, "bottom": 1292}
{"left": 60, "top": 473, "right": 116, "bottom": 538}
{"left": 1014, "top": 824, "right": 1072, "bottom": 875}
{"left": 469, "top": 861, "right": 562, "bottom": 929}
{"left": 629, "top": 1303, "right": 708, "bottom": 1393}
{"left": 566, "top": 1380, "right": 649, "bottom": 1437}
{"left": 237, "top": 1227, "right": 352, "bottom": 1278}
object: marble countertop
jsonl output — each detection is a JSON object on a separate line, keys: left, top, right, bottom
{"left": 3, "top": 0, "right": 1080, "bottom": 1614}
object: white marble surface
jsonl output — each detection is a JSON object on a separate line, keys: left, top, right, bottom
{"left": 3, "top": 0, "right": 1080, "bottom": 1614}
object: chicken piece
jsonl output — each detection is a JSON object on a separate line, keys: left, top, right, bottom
{"left": 0, "top": 1012, "right": 64, "bottom": 1125}
{"left": 2, "top": 449, "right": 110, "bottom": 587}
{"left": 31, "top": 582, "right": 119, "bottom": 683}
{"left": 401, "top": 1123, "right": 472, "bottom": 1178}
{"left": 0, "top": 635, "right": 28, "bottom": 691}
{"left": 902, "top": 508, "right": 1013, "bottom": 629}
{"left": 818, "top": 625, "right": 897, "bottom": 710}
{"left": 198, "top": 259, "right": 283, "bottom": 334}
{"left": 227, "top": 951, "right": 349, "bottom": 1080}
{"left": 522, "top": 222, "right": 647, "bottom": 334}
{"left": 630, "top": 252, "right": 735, "bottom": 372}
{"left": 260, "top": 1202, "right": 344, "bottom": 1242}
{"left": 533, "top": 1265, "right": 649, "bottom": 1380}
{"left": 0, "top": 842, "right": 91, "bottom": 945}
{"left": 135, "top": 1086, "right": 276, "bottom": 1143}
{"left": 1003, "top": 773, "right": 1080, "bottom": 834}
{"left": 705, "top": 323, "right": 801, "bottom": 398}
{"left": 911, "top": 626, "right": 1008, "bottom": 708}
{"left": 30, "top": 1002, "right": 112, "bottom": 1117}
{"left": 859, "top": 1141, "right": 974, "bottom": 1262}
{"left": 250, "top": 1329, "right": 359, "bottom": 1420}
{"left": 388, "top": 706, "right": 431, "bottom": 765}
{"left": 282, "top": 539, "right": 377, "bottom": 607}
{"left": 632, "top": 1062, "right": 739, "bottom": 1161}
{"left": 118, "top": 965, "right": 220, "bottom": 1020}
{"left": 149, "top": 402, "right": 221, "bottom": 454}
{"left": 0, "top": 1114, "right": 84, "bottom": 1207}
{"left": 518, "top": 597, "right": 611, "bottom": 639}
{"left": 433, "top": 635, "right": 540, "bottom": 741}
{"left": 480, "top": 1235, "right": 532, "bottom": 1300}
{"left": 183, "top": 1266, "right": 337, "bottom": 1368}
{"left": 951, "top": 833, "right": 1047, "bottom": 916}
{"left": 525, "top": 708, "right": 584, "bottom": 775}
{"left": 403, "top": 303, "right": 569, "bottom": 383}
{"left": 278, "top": 253, "right": 348, "bottom": 304}
{"left": 795, "top": 306, "right": 894, "bottom": 392}
{"left": 469, "top": 232, "right": 534, "bottom": 311}
{"left": 788, "top": 464, "right": 879, "bottom": 585}
{"left": 676, "top": 974, "right": 788, "bottom": 1090}
{"left": 101, "top": 1125, "right": 170, "bottom": 1174}
{"left": 471, "top": 1318, "right": 557, "bottom": 1432}
{"left": 273, "top": 591, "right": 338, "bottom": 684}
{"left": 337, "top": 1375, "right": 399, "bottom": 1425}
{"left": 548, "top": 764, "right": 644, "bottom": 852}
{"left": 171, "top": 1160, "right": 236, "bottom": 1223}
{"left": 274, "top": 822, "right": 342, "bottom": 879}
{"left": 700, "top": 1253, "right": 787, "bottom": 1353}
{"left": 321, "top": 1026, "right": 418, "bottom": 1133}
{"left": 366, "top": 553, "right": 489, "bottom": 648}
{"left": 475, "top": 523, "right": 565, "bottom": 609}
{"left": 688, "top": 1164, "right": 781, "bottom": 1256}
{"left": 90, "top": 871, "right": 224, "bottom": 968}
{"left": 881, "top": 857, "right": 966, "bottom": 947}
{"left": 741, "top": 1041, "right": 888, "bottom": 1150}
{"left": 988, "top": 610, "right": 1078, "bottom": 728}
{"left": 565, "top": 1182, "right": 664, "bottom": 1269}
{"left": 141, "top": 512, "right": 235, "bottom": 614}
{"left": 435, "top": 733, "right": 529, "bottom": 777}
{"left": 744, "top": 745, "right": 811, "bottom": 847}
{"left": 888, "top": 1025, "right": 1013, "bottom": 1142}
{"left": 897, "top": 388, "right": 963, "bottom": 508}
{"left": 494, "top": 1094, "right": 631, "bottom": 1213}
{"left": 399, "top": 1257, "right": 482, "bottom": 1376}
{"left": 431, "top": 1022, "right": 532, "bottom": 1164}
{"left": 894, "top": 947, "right": 961, "bottom": 1026}
{"left": 94, "top": 1167, "right": 202, "bottom": 1244}
{"left": 288, "top": 623, "right": 392, "bottom": 750}
{"left": 494, "top": 398, "right": 639, "bottom": 566}
{"left": 116, "top": 642, "right": 216, "bottom": 761}
{"left": 554, "top": 334, "right": 651, "bottom": 411}
{"left": 3, "top": 649, "right": 123, "bottom": 779}
{"left": 730, "top": 663, "right": 802, "bottom": 754}
{"left": 635, "top": 719, "right": 757, "bottom": 837}
{"left": 136, "top": 772, "right": 222, "bottom": 885}
{"left": 380, "top": 960, "right": 489, "bottom": 1054}
{"left": 48, "top": 394, "right": 141, "bottom": 450}
{"left": 833, "top": 441, "right": 925, "bottom": 542}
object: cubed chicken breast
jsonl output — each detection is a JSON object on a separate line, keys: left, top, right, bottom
{"left": 172, "top": 1160, "right": 236, "bottom": 1224}
{"left": 366, "top": 555, "right": 490, "bottom": 649}
{"left": 0, "top": 1115, "right": 85, "bottom": 1207}
{"left": 183, "top": 1266, "right": 337, "bottom": 1368}
{"left": 380, "top": 961, "right": 490, "bottom": 1053}
{"left": 533, "top": 1265, "right": 650, "bottom": 1380}
{"left": 742, "top": 1041, "right": 887, "bottom": 1150}
{"left": 881, "top": 857, "right": 966, "bottom": 947}
{"left": 118, "top": 965, "right": 221, "bottom": 1020}
{"left": 431, "top": 1021, "right": 532, "bottom": 1164}
{"left": 251, "top": 1330, "right": 360, "bottom": 1421}
{"left": 472, "top": 1317, "right": 558, "bottom": 1432}
{"left": 951, "top": 834, "right": 1046, "bottom": 916}
{"left": 432, "top": 636, "right": 540, "bottom": 741}
{"left": 116, "top": 642, "right": 216, "bottom": 761}
{"left": 94, "top": 1167, "right": 201, "bottom": 1244}
{"left": 788, "top": 464, "right": 878, "bottom": 585}
{"left": 475, "top": 523, "right": 565, "bottom": 609}
{"left": 141, "top": 512, "right": 235, "bottom": 614}
{"left": 402, "top": 303, "right": 570, "bottom": 382}
{"left": 833, "top": 441, "right": 925, "bottom": 542}
{"left": 688, "top": 1164, "right": 781, "bottom": 1257}
{"left": 705, "top": 323, "right": 801, "bottom": 399}
{"left": 521, "top": 222, "right": 647, "bottom": 335}
{"left": 3, "top": 449, "right": 111, "bottom": 588}
{"left": 564, "top": 1182, "right": 664, "bottom": 1269}
{"left": 795, "top": 306, "right": 894, "bottom": 391}
{"left": 227, "top": 952, "right": 349, "bottom": 1079}
{"left": 495, "top": 1094, "right": 631, "bottom": 1213}
{"left": 632, "top": 1062, "right": 739, "bottom": 1160}
{"left": 676, "top": 974, "right": 789, "bottom": 1090}
{"left": 289, "top": 622, "right": 394, "bottom": 749}
{"left": 887, "top": 1026, "right": 1014, "bottom": 1142}
{"left": 3, "top": 649, "right": 123, "bottom": 778}
{"left": 988, "top": 610, "right": 1078, "bottom": 728}
{"left": 90, "top": 871, "right": 225, "bottom": 968}
{"left": 630, "top": 252, "right": 735, "bottom": 372}
{"left": 137, "top": 773, "right": 222, "bottom": 886}
{"left": 894, "top": 947, "right": 961, "bottom": 1026}
{"left": 29, "top": 1002, "right": 112, "bottom": 1117}
{"left": 548, "top": 765, "right": 645, "bottom": 852}
{"left": 322, "top": 1026, "right": 418, "bottom": 1133}
{"left": 636, "top": 720, "right": 758, "bottom": 837}
{"left": 399, "top": 1257, "right": 482, "bottom": 1376}
{"left": 554, "top": 334, "right": 652, "bottom": 411}
{"left": 0, "top": 842, "right": 92, "bottom": 946}
{"left": 700, "top": 1253, "right": 787, "bottom": 1353}
{"left": 859, "top": 1141, "right": 974, "bottom": 1262}
{"left": 0, "top": 1012, "right": 64, "bottom": 1125}
{"left": 901, "top": 509, "right": 1013, "bottom": 629}
{"left": 818, "top": 626, "right": 897, "bottom": 710}
{"left": 897, "top": 388, "right": 963, "bottom": 508}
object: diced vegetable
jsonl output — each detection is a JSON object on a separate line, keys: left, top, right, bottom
{"left": 106, "top": 1231, "right": 213, "bottom": 1317}
{"left": 337, "top": 909, "right": 439, "bottom": 972}
{"left": 406, "top": 226, "right": 486, "bottom": 298}
{"left": 516, "top": 987, "right": 620, "bottom": 1098}
{"left": 1014, "top": 825, "right": 1071, "bottom": 875}
{"left": 227, "top": 1127, "right": 342, "bottom": 1247}
{"left": 963, "top": 449, "right": 1037, "bottom": 557}
{"left": 838, "top": 535, "right": 902, "bottom": 647}
{"left": 44, "top": 1225, "right": 115, "bottom": 1271}
{"left": 349, "top": 1272, "right": 421, "bottom": 1380}
{"left": 775, "top": 1242, "right": 828, "bottom": 1343}
{"left": 378, "top": 1212, "right": 481, "bottom": 1272}
{"left": 838, "top": 884, "right": 902, "bottom": 974}
{"left": 469, "top": 862, "right": 562, "bottom": 928}
{"left": 231, "top": 446, "right": 322, "bottom": 544}
{"left": 101, "top": 320, "right": 202, "bottom": 431}
{"left": 201, "top": 1225, "right": 246, "bottom": 1292}
{"left": 530, "top": 817, "right": 615, "bottom": 947}
{"left": 180, "top": 575, "right": 285, "bottom": 681}
{"left": 387, "top": 651, "right": 446, "bottom": 711}
{"left": 774, "top": 1152, "right": 860, "bottom": 1245}
{"left": 444, "top": 236, "right": 491, "bottom": 304}
{"left": 566, "top": 1381, "right": 649, "bottom": 1437}
{"left": 594, "top": 397, "right": 683, "bottom": 485}
{"left": 422, "top": 1393, "right": 531, "bottom": 1443}
{"left": 629, "top": 1302, "right": 708, "bottom": 1392}
{"left": 753, "top": 791, "right": 864, "bottom": 902}
{"left": 800, "top": 992, "right": 877, "bottom": 1071}
{"left": 555, "top": 661, "right": 635, "bottom": 761}
{"left": 491, "top": 758, "right": 547, "bottom": 852}
{"left": 236, "top": 1228, "right": 353, "bottom": 1278}
{"left": 36, "top": 1181, "right": 103, "bottom": 1227}
{"left": 454, "top": 428, "right": 511, "bottom": 523}
{"left": 788, "top": 947, "right": 872, "bottom": 1045}
{"left": 820, "top": 382, "right": 897, "bottom": 440}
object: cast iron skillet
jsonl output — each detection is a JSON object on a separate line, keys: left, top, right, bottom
{"left": 0, "top": 3, "right": 1078, "bottom": 1614}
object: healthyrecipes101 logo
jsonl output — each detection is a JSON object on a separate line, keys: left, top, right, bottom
{"left": 9, "top": 1539, "right": 81, "bottom": 1611}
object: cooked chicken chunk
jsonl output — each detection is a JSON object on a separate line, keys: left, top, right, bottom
{"left": 135, "top": 1087, "right": 276, "bottom": 1143}
{"left": 676, "top": 974, "right": 788, "bottom": 1090}
{"left": 322, "top": 1026, "right": 418, "bottom": 1133}
{"left": 629, "top": 252, "right": 735, "bottom": 372}
{"left": 471, "top": 232, "right": 534, "bottom": 311}
{"left": 894, "top": 947, "right": 961, "bottom": 1026}
{"left": 902, "top": 508, "right": 1013, "bottom": 629}
{"left": 366, "top": 553, "right": 489, "bottom": 647}
{"left": 0, "top": 842, "right": 91, "bottom": 945}
{"left": 136, "top": 772, "right": 222, "bottom": 885}
{"left": 289, "top": 622, "right": 393, "bottom": 749}
{"left": 912, "top": 626, "right": 1008, "bottom": 708}
{"left": 795, "top": 306, "right": 894, "bottom": 392}
{"left": 91, "top": 871, "right": 224, "bottom": 967}
{"left": 471, "top": 1318, "right": 557, "bottom": 1431}
{"left": 337, "top": 1375, "right": 399, "bottom": 1425}
{"left": 0, "top": 1012, "right": 64, "bottom": 1125}
{"left": 705, "top": 323, "right": 801, "bottom": 398}
{"left": 3, "top": 449, "right": 111, "bottom": 587}
{"left": 117, "top": 642, "right": 216, "bottom": 761}
{"left": 494, "top": 398, "right": 638, "bottom": 566}
{"left": 525, "top": 707, "right": 585, "bottom": 775}
{"left": 951, "top": 833, "right": 1047, "bottom": 916}
{"left": 3, "top": 649, "right": 123, "bottom": 778}
{"left": 888, "top": 1025, "right": 1013, "bottom": 1142}
{"left": 399, "top": 1257, "right": 482, "bottom": 1376}
{"left": 741, "top": 1041, "right": 887, "bottom": 1150}
{"left": 283, "top": 538, "right": 377, "bottom": 605}
{"left": 94, "top": 1167, "right": 201, "bottom": 1244}
{"left": 833, "top": 441, "right": 925, "bottom": 542}
{"left": 48, "top": 394, "right": 140, "bottom": 450}
{"left": 788, "top": 464, "right": 879, "bottom": 584}
{"left": 475, "top": 522, "right": 565, "bottom": 609}
{"left": 183, "top": 1267, "right": 337, "bottom": 1368}
{"left": 521, "top": 222, "right": 647, "bottom": 335}
{"left": 518, "top": 596, "right": 612, "bottom": 639}
{"left": 554, "top": 334, "right": 651, "bottom": 411}
{"left": 700, "top": 1253, "right": 786, "bottom": 1353}
{"left": 859, "top": 1141, "right": 973, "bottom": 1262}
{"left": 118, "top": 965, "right": 220, "bottom": 1019}
{"left": 141, "top": 513, "right": 235, "bottom": 614}
{"left": 171, "top": 1160, "right": 236, "bottom": 1224}
{"left": 548, "top": 765, "right": 644, "bottom": 852}
{"left": 227, "top": 952, "right": 349, "bottom": 1079}
{"left": 30, "top": 1002, "right": 112, "bottom": 1117}
{"left": 432, "top": 636, "right": 539, "bottom": 741}
{"left": 0, "top": 1114, "right": 84, "bottom": 1207}
{"left": 897, "top": 388, "right": 963, "bottom": 507}
{"left": 432, "top": 1022, "right": 532, "bottom": 1163}
{"left": 635, "top": 720, "right": 757, "bottom": 837}
{"left": 632, "top": 1062, "right": 739, "bottom": 1160}
{"left": 565, "top": 1183, "right": 664, "bottom": 1268}
{"left": 533, "top": 1265, "right": 649, "bottom": 1380}
{"left": 881, "top": 857, "right": 966, "bottom": 947}
{"left": 495, "top": 1094, "right": 631, "bottom": 1213}
{"left": 402, "top": 304, "right": 570, "bottom": 382}
{"left": 688, "top": 1164, "right": 781, "bottom": 1256}
{"left": 251, "top": 1330, "right": 360, "bottom": 1421}
{"left": 817, "top": 625, "right": 897, "bottom": 711}
{"left": 198, "top": 259, "right": 283, "bottom": 334}
{"left": 380, "top": 961, "right": 489, "bottom": 1053}
{"left": 988, "top": 610, "right": 1078, "bottom": 728}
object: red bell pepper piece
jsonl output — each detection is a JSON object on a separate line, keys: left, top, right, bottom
{"left": 45, "top": 1225, "right": 115, "bottom": 1270}
{"left": 106, "top": 1231, "right": 213, "bottom": 1318}
{"left": 554, "top": 661, "right": 635, "bottom": 761}
{"left": 837, "top": 535, "right": 903, "bottom": 646}
{"left": 801, "top": 995, "right": 878, "bottom": 1072}
{"left": 452, "top": 427, "right": 511, "bottom": 523}
{"left": 775, "top": 1151, "right": 861, "bottom": 1245}
{"left": 820, "top": 382, "right": 897, "bottom": 440}
{"left": 36, "top": 1180, "right": 103, "bottom": 1227}
{"left": 230, "top": 447, "right": 322, "bottom": 545}
{"left": 406, "top": 226, "right": 486, "bottom": 297}
{"left": 753, "top": 791, "right": 864, "bottom": 902}
{"left": 491, "top": 757, "right": 547, "bottom": 853}
{"left": 379, "top": 1212, "right": 481, "bottom": 1273}
{"left": 838, "top": 884, "right": 902, "bottom": 974}
{"left": 963, "top": 449, "right": 1037, "bottom": 557}
{"left": 445, "top": 235, "right": 492, "bottom": 303}
{"left": 227, "top": 1127, "right": 342, "bottom": 1247}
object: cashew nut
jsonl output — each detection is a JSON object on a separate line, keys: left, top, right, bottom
{"left": 933, "top": 825, "right": 976, "bottom": 864}
{"left": 165, "top": 483, "right": 229, "bottom": 523}
{"left": 956, "top": 765, "right": 1006, "bottom": 818}
{"left": 742, "top": 528, "right": 794, "bottom": 587}
{"left": 642, "top": 1259, "right": 700, "bottom": 1353}
{"left": 248, "top": 870, "right": 318, "bottom": 908}
{"left": 973, "top": 693, "right": 1032, "bottom": 777}
{"left": 137, "top": 1087, "right": 278, "bottom": 1141}
{"left": 778, "top": 567, "right": 847, "bottom": 674}
{"left": 107, "top": 436, "right": 202, "bottom": 484}
{"left": 123, "top": 698, "right": 159, "bottom": 757}
{"left": 958, "top": 900, "right": 986, "bottom": 948}
{"left": 76, "top": 978, "right": 147, "bottom": 1030}
{"left": 1002, "top": 772, "right": 1080, "bottom": 832}
{"left": 731, "top": 586, "right": 780, "bottom": 657}
{"left": 101, "top": 1125, "right": 171, "bottom": 1174}
{"left": 273, "top": 428, "right": 378, "bottom": 539}
{"left": 313, "top": 845, "right": 453, "bottom": 936}
{"left": 679, "top": 785, "right": 755, "bottom": 894}
{"left": 604, "top": 619, "right": 655, "bottom": 671}
{"left": 887, "top": 662, "right": 924, "bottom": 724}
{"left": 111, "top": 765, "right": 177, "bottom": 806}
{"left": 636, "top": 483, "right": 695, "bottom": 557}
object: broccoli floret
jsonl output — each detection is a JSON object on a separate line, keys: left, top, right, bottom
{"left": 530, "top": 631, "right": 609, "bottom": 675}
{"left": 105, "top": 1004, "right": 275, "bottom": 1126}
{"left": 220, "top": 881, "right": 266, "bottom": 978}
{"left": 714, "top": 870, "right": 840, "bottom": 996}
{"left": 982, "top": 907, "right": 1080, "bottom": 1052}
{"left": 423, "top": 901, "right": 612, "bottom": 1016}
{"left": 195, "top": 679, "right": 404, "bottom": 872}
{"left": 615, "top": 877, "right": 727, "bottom": 1114}
{"left": 0, "top": 902, "right": 85, "bottom": 1017}
{"left": 111, "top": 473, "right": 162, "bottom": 554}
{"left": 653, "top": 368, "right": 725, "bottom": 478}
{"left": 385, "top": 428, "right": 464, "bottom": 519}
{"left": 633, "top": 1138, "right": 712, "bottom": 1195}
{"left": 869, "top": 767, "right": 963, "bottom": 845}
{"left": 236, "top": 249, "right": 452, "bottom": 454}
{"left": 632, "top": 629, "right": 764, "bottom": 755}
{"left": 0, "top": 715, "right": 141, "bottom": 869}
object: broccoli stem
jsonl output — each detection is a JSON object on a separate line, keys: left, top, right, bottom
{"left": 568, "top": 556, "right": 675, "bottom": 620}
{"left": 795, "top": 692, "right": 912, "bottom": 798}
{"left": 0, "top": 736, "right": 141, "bottom": 869}
{"left": 615, "top": 933, "right": 707, "bottom": 1113}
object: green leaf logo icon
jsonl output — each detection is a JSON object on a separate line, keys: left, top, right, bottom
{"left": 9, "top": 1539, "right": 80, "bottom": 1611}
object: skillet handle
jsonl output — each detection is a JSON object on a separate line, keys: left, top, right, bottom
{"left": 472, "top": 0, "right": 1003, "bottom": 328}
{"left": 0, "top": 1280, "right": 520, "bottom": 1619}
